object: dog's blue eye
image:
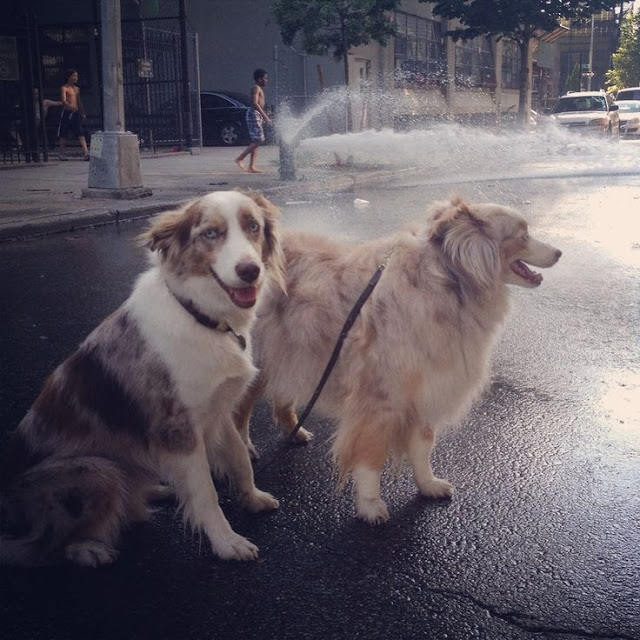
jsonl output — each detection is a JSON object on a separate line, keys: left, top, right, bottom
{"left": 248, "top": 221, "right": 260, "bottom": 233}
{"left": 203, "top": 228, "right": 219, "bottom": 239}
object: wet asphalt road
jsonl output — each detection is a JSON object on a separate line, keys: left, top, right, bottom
{"left": 1, "top": 155, "right": 639, "bottom": 639}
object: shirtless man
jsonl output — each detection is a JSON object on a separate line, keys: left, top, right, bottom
{"left": 58, "top": 69, "right": 89, "bottom": 160}
{"left": 234, "top": 69, "right": 272, "bottom": 173}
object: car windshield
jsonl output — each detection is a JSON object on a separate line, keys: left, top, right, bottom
{"left": 552, "top": 96, "right": 607, "bottom": 113}
{"left": 616, "top": 102, "right": 640, "bottom": 112}
{"left": 617, "top": 90, "right": 640, "bottom": 100}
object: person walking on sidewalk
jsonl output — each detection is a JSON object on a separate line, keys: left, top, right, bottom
{"left": 235, "top": 69, "right": 272, "bottom": 173}
{"left": 58, "top": 69, "right": 89, "bottom": 161}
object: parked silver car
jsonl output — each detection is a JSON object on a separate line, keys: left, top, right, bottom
{"left": 615, "top": 100, "right": 640, "bottom": 137}
{"left": 550, "top": 91, "right": 620, "bottom": 137}
{"left": 615, "top": 86, "right": 640, "bottom": 101}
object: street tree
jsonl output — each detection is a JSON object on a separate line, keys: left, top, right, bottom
{"left": 606, "top": 10, "right": 640, "bottom": 93}
{"left": 271, "top": 0, "right": 400, "bottom": 86}
{"left": 426, "top": 0, "right": 621, "bottom": 124}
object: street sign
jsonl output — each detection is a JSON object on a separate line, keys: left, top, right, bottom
{"left": 137, "top": 58, "right": 153, "bottom": 79}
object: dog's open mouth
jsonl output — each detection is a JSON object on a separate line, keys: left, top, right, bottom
{"left": 510, "top": 259, "right": 543, "bottom": 285}
{"left": 210, "top": 268, "right": 258, "bottom": 308}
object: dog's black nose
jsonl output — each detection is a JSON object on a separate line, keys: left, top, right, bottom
{"left": 236, "top": 262, "right": 261, "bottom": 283}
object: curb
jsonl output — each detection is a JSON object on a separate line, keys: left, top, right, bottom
{"left": 0, "top": 166, "right": 414, "bottom": 242}
{"left": 0, "top": 151, "right": 192, "bottom": 170}
{"left": 0, "top": 201, "right": 185, "bottom": 242}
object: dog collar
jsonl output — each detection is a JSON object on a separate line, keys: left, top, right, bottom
{"left": 166, "top": 286, "right": 246, "bottom": 350}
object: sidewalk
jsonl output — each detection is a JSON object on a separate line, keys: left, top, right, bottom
{"left": 0, "top": 146, "right": 399, "bottom": 241}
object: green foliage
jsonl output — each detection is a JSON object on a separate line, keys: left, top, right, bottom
{"left": 271, "top": 0, "right": 400, "bottom": 61}
{"left": 426, "top": 0, "right": 620, "bottom": 123}
{"left": 428, "top": 0, "right": 620, "bottom": 44}
{"left": 606, "top": 11, "right": 640, "bottom": 92}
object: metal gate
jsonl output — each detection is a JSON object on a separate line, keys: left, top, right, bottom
{"left": 0, "top": 12, "right": 46, "bottom": 164}
{"left": 121, "top": 18, "right": 201, "bottom": 151}
{"left": 0, "top": 10, "right": 200, "bottom": 164}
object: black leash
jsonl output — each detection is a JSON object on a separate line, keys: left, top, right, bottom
{"left": 288, "top": 261, "right": 387, "bottom": 441}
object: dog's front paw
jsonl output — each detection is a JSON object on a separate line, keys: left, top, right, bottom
{"left": 211, "top": 533, "right": 259, "bottom": 561}
{"left": 65, "top": 541, "right": 119, "bottom": 567}
{"left": 290, "top": 427, "right": 313, "bottom": 444}
{"left": 241, "top": 488, "right": 279, "bottom": 513}
{"left": 356, "top": 498, "right": 390, "bottom": 525}
{"left": 419, "top": 477, "right": 455, "bottom": 499}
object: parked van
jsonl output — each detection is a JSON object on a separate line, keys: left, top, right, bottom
{"left": 616, "top": 87, "right": 640, "bottom": 101}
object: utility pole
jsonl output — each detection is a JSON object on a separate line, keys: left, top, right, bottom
{"left": 83, "top": 0, "right": 151, "bottom": 199}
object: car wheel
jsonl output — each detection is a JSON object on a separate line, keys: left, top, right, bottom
{"left": 219, "top": 123, "right": 242, "bottom": 146}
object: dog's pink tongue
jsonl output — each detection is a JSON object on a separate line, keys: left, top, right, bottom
{"left": 512, "top": 260, "right": 543, "bottom": 284}
{"left": 231, "top": 286, "right": 258, "bottom": 308}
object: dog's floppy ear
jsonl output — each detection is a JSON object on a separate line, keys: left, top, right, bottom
{"left": 137, "top": 200, "right": 202, "bottom": 262}
{"left": 243, "top": 191, "right": 287, "bottom": 293}
{"left": 427, "top": 197, "right": 500, "bottom": 292}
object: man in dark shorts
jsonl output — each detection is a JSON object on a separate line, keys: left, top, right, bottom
{"left": 58, "top": 69, "right": 89, "bottom": 160}
{"left": 234, "top": 69, "right": 272, "bottom": 173}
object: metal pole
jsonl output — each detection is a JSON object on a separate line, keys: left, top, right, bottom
{"left": 85, "top": 0, "right": 150, "bottom": 197}
{"left": 588, "top": 14, "right": 595, "bottom": 91}
{"left": 142, "top": 24, "right": 154, "bottom": 149}
{"left": 24, "top": 11, "right": 38, "bottom": 161}
{"left": 179, "top": 0, "right": 193, "bottom": 150}
{"left": 101, "top": 0, "right": 125, "bottom": 131}
{"left": 32, "top": 12, "right": 48, "bottom": 162}
{"left": 193, "top": 31, "right": 202, "bottom": 148}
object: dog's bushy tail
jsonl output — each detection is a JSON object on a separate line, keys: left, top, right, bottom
{"left": 0, "top": 448, "right": 149, "bottom": 566}
{"left": 0, "top": 430, "right": 44, "bottom": 491}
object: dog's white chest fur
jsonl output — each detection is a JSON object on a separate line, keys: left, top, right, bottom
{"left": 127, "top": 269, "right": 257, "bottom": 409}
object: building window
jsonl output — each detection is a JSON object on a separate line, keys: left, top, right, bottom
{"left": 454, "top": 36, "right": 495, "bottom": 88}
{"left": 394, "top": 11, "right": 446, "bottom": 87}
{"left": 40, "top": 26, "right": 92, "bottom": 90}
{"left": 501, "top": 40, "right": 521, "bottom": 90}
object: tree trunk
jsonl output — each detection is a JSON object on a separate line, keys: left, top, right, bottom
{"left": 343, "top": 46, "right": 349, "bottom": 86}
{"left": 341, "top": 20, "right": 352, "bottom": 132}
{"left": 518, "top": 38, "right": 531, "bottom": 127}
